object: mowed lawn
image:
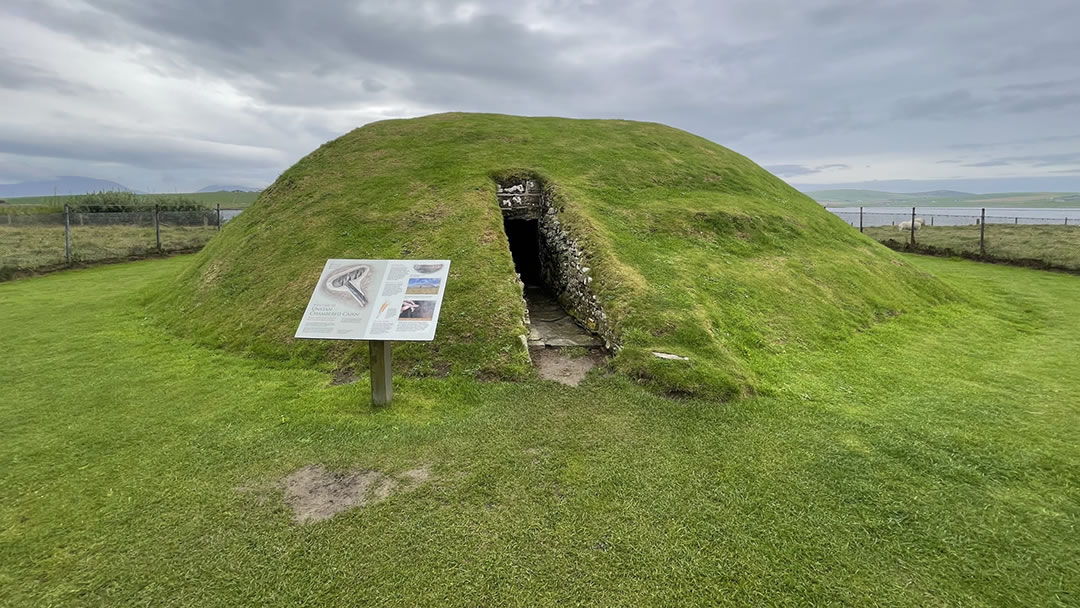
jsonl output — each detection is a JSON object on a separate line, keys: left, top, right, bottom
{"left": 1, "top": 256, "right": 1078, "bottom": 606}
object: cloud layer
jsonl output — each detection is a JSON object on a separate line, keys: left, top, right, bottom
{"left": 1, "top": 0, "right": 1078, "bottom": 192}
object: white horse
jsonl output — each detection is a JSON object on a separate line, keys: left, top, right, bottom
{"left": 898, "top": 218, "right": 925, "bottom": 232}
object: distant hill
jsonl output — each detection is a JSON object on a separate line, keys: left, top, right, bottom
{"left": 907, "top": 190, "right": 974, "bottom": 198}
{"left": 0, "top": 176, "right": 132, "bottom": 198}
{"left": 805, "top": 189, "right": 1080, "bottom": 208}
{"left": 198, "top": 185, "right": 262, "bottom": 193}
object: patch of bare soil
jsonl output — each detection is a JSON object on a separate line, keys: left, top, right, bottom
{"left": 276, "top": 464, "right": 431, "bottom": 524}
{"left": 330, "top": 367, "right": 358, "bottom": 385}
{"left": 530, "top": 346, "right": 606, "bottom": 386}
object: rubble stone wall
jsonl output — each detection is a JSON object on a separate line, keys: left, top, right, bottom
{"left": 497, "top": 177, "right": 617, "bottom": 350}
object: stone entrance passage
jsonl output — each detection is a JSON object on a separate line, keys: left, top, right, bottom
{"left": 497, "top": 176, "right": 609, "bottom": 383}
{"left": 503, "top": 217, "right": 600, "bottom": 347}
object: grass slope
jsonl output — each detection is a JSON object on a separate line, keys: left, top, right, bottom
{"left": 1, "top": 256, "right": 1078, "bottom": 606}
{"left": 155, "top": 113, "right": 951, "bottom": 399}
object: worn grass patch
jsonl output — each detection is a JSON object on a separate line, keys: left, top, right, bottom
{"left": 1, "top": 255, "right": 1078, "bottom": 606}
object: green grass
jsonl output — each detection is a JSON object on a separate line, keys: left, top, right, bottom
{"left": 864, "top": 224, "right": 1080, "bottom": 271}
{"left": 4, "top": 191, "right": 260, "bottom": 208}
{"left": 809, "top": 189, "right": 1080, "bottom": 208}
{"left": 1, "top": 255, "right": 1078, "bottom": 606}
{"left": 158, "top": 113, "right": 952, "bottom": 400}
{"left": 0, "top": 225, "right": 218, "bottom": 273}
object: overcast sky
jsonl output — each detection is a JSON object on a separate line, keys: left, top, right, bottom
{"left": 1, "top": 0, "right": 1078, "bottom": 193}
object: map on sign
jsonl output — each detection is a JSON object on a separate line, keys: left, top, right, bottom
{"left": 295, "top": 259, "right": 451, "bottom": 342}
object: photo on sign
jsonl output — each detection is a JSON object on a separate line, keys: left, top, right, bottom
{"left": 405, "top": 277, "right": 441, "bottom": 295}
{"left": 413, "top": 263, "right": 443, "bottom": 274}
{"left": 399, "top": 299, "right": 436, "bottom": 321}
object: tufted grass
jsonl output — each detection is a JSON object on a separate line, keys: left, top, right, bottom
{"left": 865, "top": 224, "right": 1080, "bottom": 271}
{"left": 0, "top": 225, "right": 217, "bottom": 276}
{"left": 1, "top": 254, "right": 1078, "bottom": 606}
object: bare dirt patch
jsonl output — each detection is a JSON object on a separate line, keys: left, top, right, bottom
{"left": 273, "top": 464, "right": 431, "bottom": 524}
{"left": 330, "top": 367, "right": 358, "bottom": 385}
{"left": 530, "top": 346, "right": 606, "bottom": 386}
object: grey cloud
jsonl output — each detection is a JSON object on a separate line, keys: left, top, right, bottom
{"left": 766, "top": 163, "right": 850, "bottom": 177}
{"left": 894, "top": 86, "right": 1080, "bottom": 122}
{"left": 0, "top": 52, "right": 91, "bottom": 95}
{"left": 962, "top": 152, "right": 1080, "bottom": 168}
{"left": 362, "top": 79, "right": 386, "bottom": 93}
{"left": 893, "top": 90, "right": 989, "bottom": 121}
{"left": 951, "top": 133, "right": 1080, "bottom": 150}
{"left": 766, "top": 165, "right": 820, "bottom": 177}
{"left": 1, "top": 0, "right": 1079, "bottom": 191}
{"left": 0, "top": 125, "right": 286, "bottom": 171}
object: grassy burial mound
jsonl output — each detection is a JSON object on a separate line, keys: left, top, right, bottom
{"left": 153, "top": 113, "right": 953, "bottom": 399}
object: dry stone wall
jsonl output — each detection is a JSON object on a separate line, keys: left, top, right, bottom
{"left": 498, "top": 177, "right": 617, "bottom": 351}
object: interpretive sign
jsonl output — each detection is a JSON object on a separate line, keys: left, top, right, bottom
{"left": 295, "top": 259, "right": 451, "bottom": 342}
{"left": 295, "top": 259, "right": 451, "bottom": 406}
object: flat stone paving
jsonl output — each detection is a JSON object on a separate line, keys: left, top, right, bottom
{"left": 524, "top": 287, "right": 603, "bottom": 348}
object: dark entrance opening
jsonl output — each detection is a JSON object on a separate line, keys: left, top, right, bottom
{"left": 502, "top": 217, "right": 543, "bottom": 287}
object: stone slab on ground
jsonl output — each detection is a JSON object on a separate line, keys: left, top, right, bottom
{"left": 524, "top": 287, "right": 602, "bottom": 348}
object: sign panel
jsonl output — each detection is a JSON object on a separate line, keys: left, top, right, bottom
{"left": 295, "top": 259, "right": 451, "bottom": 342}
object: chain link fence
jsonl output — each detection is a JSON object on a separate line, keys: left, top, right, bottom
{"left": 830, "top": 207, "right": 1080, "bottom": 271}
{"left": 1, "top": 205, "right": 241, "bottom": 280}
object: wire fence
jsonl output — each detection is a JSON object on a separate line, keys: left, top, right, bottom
{"left": 829, "top": 206, "right": 1080, "bottom": 272}
{"left": 1, "top": 205, "right": 242, "bottom": 279}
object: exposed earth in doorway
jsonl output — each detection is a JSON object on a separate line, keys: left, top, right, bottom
{"left": 523, "top": 288, "right": 606, "bottom": 386}
{"left": 529, "top": 345, "right": 606, "bottom": 387}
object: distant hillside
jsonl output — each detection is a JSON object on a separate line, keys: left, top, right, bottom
{"left": 198, "top": 185, "right": 262, "bottom": 193}
{"left": 907, "top": 190, "right": 974, "bottom": 198}
{"left": 0, "top": 176, "right": 132, "bottom": 198}
{"left": 806, "top": 189, "right": 1080, "bottom": 208}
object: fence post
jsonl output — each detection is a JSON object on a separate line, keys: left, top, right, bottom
{"left": 859, "top": 206, "right": 863, "bottom": 233}
{"left": 216, "top": 204, "right": 221, "bottom": 231}
{"left": 910, "top": 206, "right": 916, "bottom": 245}
{"left": 1015, "top": 217, "right": 1018, "bottom": 225}
{"left": 979, "top": 208, "right": 986, "bottom": 256}
{"left": 64, "top": 204, "right": 72, "bottom": 265}
{"left": 154, "top": 204, "right": 161, "bottom": 252}
{"left": 1067, "top": 217, "right": 1070, "bottom": 226}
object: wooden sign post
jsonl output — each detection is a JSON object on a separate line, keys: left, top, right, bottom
{"left": 368, "top": 340, "right": 392, "bottom": 405}
{"left": 295, "top": 259, "right": 451, "bottom": 406}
